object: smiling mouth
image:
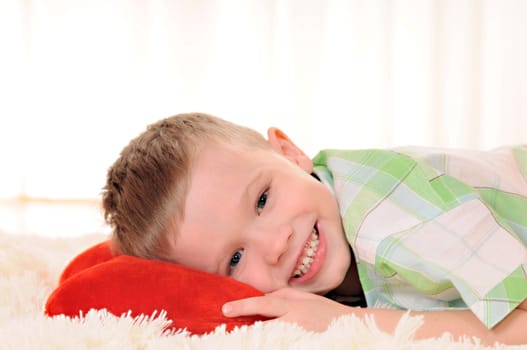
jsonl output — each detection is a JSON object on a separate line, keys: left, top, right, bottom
{"left": 292, "top": 225, "right": 319, "bottom": 278}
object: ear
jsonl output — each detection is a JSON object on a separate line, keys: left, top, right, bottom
{"left": 267, "top": 127, "right": 313, "bottom": 173}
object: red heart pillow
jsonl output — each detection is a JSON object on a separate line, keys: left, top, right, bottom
{"left": 45, "top": 241, "right": 266, "bottom": 334}
{"left": 58, "top": 241, "right": 116, "bottom": 283}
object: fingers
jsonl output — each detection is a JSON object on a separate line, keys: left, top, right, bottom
{"left": 222, "top": 288, "right": 349, "bottom": 332}
{"left": 222, "top": 295, "right": 286, "bottom": 318}
{"left": 222, "top": 288, "right": 317, "bottom": 318}
{"left": 267, "top": 287, "right": 316, "bottom": 299}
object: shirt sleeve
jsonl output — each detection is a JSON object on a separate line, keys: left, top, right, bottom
{"left": 315, "top": 146, "right": 527, "bottom": 329}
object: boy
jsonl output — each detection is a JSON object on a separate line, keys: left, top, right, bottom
{"left": 102, "top": 112, "right": 527, "bottom": 345}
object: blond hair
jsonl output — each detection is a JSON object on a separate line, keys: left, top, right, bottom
{"left": 102, "top": 112, "right": 267, "bottom": 259}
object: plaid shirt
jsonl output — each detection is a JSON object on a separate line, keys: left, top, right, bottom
{"left": 313, "top": 145, "right": 527, "bottom": 329}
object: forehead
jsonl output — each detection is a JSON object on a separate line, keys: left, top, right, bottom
{"left": 182, "top": 141, "right": 293, "bottom": 218}
{"left": 172, "top": 143, "right": 270, "bottom": 272}
{"left": 185, "top": 143, "right": 263, "bottom": 210}
{"left": 192, "top": 141, "right": 274, "bottom": 174}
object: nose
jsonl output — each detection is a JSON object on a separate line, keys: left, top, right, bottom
{"left": 251, "top": 223, "right": 293, "bottom": 265}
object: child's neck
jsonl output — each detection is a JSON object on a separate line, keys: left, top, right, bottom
{"left": 332, "top": 247, "right": 363, "bottom": 298}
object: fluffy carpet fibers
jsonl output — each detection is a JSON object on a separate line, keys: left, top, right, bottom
{"left": 1, "top": 231, "right": 525, "bottom": 349}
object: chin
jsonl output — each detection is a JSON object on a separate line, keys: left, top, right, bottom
{"left": 310, "top": 275, "right": 346, "bottom": 296}
{"left": 323, "top": 261, "right": 352, "bottom": 293}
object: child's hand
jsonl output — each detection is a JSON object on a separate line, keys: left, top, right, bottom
{"left": 222, "top": 288, "right": 352, "bottom": 332}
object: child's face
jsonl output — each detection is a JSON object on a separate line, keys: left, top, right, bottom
{"left": 168, "top": 128, "right": 351, "bottom": 295}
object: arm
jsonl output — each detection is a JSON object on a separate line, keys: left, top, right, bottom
{"left": 222, "top": 288, "right": 527, "bottom": 346}
{"left": 414, "top": 299, "right": 527, "bottom": 344}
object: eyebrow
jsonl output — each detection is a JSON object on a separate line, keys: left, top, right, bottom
{"left": 214, "top": 260, "right": 226, "bottom": 276}
{"left": 206, "top": 241, "right": 231, "bottom": 276}
{"left": 214, "top": 170, "right": 265, "bottom": 276}
{"left": 242, "top": 170, "right": 264, "bottom": 209}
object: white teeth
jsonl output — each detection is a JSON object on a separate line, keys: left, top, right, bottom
{"left": 292, "top": 226, "right": 319, "bottom": 278}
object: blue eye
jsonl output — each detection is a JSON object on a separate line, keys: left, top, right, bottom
{"left": 229, "top": 250, "right": 243, "bottom": 272}
{"left": 257, "top": 191, "right": 268, "bottom": 214}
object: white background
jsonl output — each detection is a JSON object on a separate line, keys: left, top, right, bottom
{"left": 1, "top": 0, "right": 526, "bottom": 236}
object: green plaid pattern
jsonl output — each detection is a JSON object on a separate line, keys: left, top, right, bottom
{"left": 313, "top": 145, "right": 527, "bottom": 329}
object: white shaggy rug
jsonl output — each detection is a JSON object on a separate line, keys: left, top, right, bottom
{"left": 0, "top": 231, "right": 525, "bottom": 350}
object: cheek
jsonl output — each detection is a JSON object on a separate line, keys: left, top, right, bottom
{"left": 235, "top": 268, "right": 276, "bottom": 293}
{"left": 234, "top": 254, "right": 287, "bottom": 293}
